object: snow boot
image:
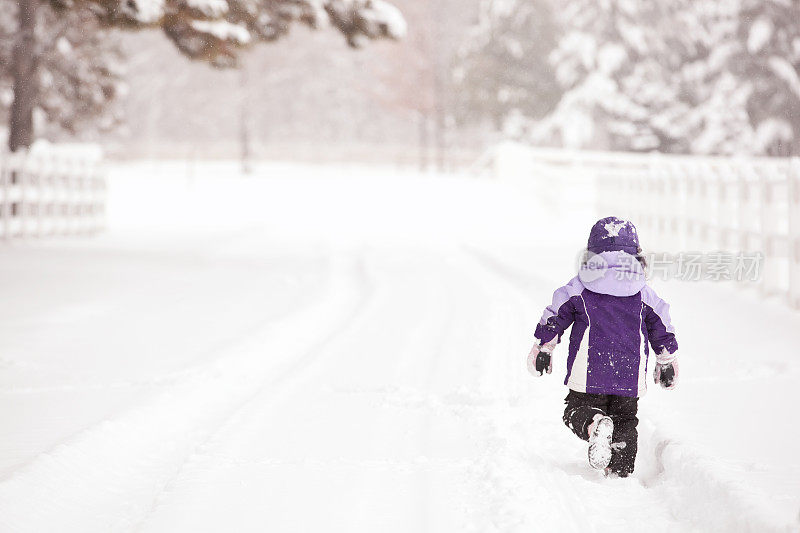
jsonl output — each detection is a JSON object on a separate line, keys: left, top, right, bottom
{"left": 603, "top": 467, "right": 629, "bottom": 479}
{"left": 588, "top": 416, "right": 614, "bottom": 470}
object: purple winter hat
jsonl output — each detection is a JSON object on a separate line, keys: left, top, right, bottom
{"left": 587, "top": 216, "right": 640, "bottom": 254}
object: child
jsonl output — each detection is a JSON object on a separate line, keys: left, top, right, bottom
{"left": 526, "top": 216, "right": 679, "bottom": 477}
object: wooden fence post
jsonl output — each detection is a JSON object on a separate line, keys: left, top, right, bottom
{"left": 93, "top": 160, "right": 106, "bottom": 233}
{"left": 647, "top": 154, "right": 663, "bottom": 250}
{"left": 760, "top": 163, "right": 783, "bottom": 296}
{"left": 0, "top": 152, "right": 7, "bottom": 240}
{"left": 715, "top": 161, "right": 728, "bottom": 250}
{"left": 36, "top": 153, "right": 45, "bottom": 238}
{"left": 789, "top": 157, "right": 800, "bottom": 309}
{"left": 685, "top": 162, "right": 701, "bottom": 250}
{"left": 664, "top": 161, "right": 682, "bottom": 252}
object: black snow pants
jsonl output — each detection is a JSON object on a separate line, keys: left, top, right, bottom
{"left": 562, "top": 390, "right": 639, "bottom": 475}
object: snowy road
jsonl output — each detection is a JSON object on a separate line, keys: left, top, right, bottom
{"left": 138, "top": 248, "right": 692, "bottom": 533}
{"left": 0, "top": 163, "right": 797, "bottom": 531}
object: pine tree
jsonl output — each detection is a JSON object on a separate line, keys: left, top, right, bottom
{"left": 4, "top": 0, "right": 406, "bottom": 151}
{"left": 534, "top": 0, "right": 662, "bottom": 150}
{"left": 65, "top": 0, "right": 407, "bottom": 66}
{"left": 1, "top": 1, "right": 125, "bottom": 144}
{"left": 600, "top": 0, "right": 754, "bottom": 155}
{"left": 734, "top": 0, "right": 800, "bottom": 156}
{"left": 537, "top": 0, "right": 800, "bottom": 156}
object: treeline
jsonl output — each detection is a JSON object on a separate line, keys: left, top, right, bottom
{"left": 455, "top": 0, "right": 800, "bottom": 156}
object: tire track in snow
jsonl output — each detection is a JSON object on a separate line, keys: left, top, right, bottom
{"left": 136, "top": 250, "right": 488, "bottom": 532}
{"left": 133, "top": 250, "right": 380, "bottom": 531}
{"left": 0, "top": 252, "right": 372, "bottom": 532}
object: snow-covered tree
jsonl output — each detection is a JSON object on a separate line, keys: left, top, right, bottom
{"left": 5, "top": 0, "right": 406, "bottom": 151}
{"left": 453, "top": 0, "right": 561, "bottom": 132}
{"left": 535, "top": 0, "right": 800, "bottom": 156}
{"left": 592, "top": 0, "right": 754, "bottom": 155}
{"left": 733, "top": 0, "right": 800, "bottom": 156}
{"left": 0, "top": 1, "right": 125, "bottom": 143}
{"left": 67, "top": 0, "right": 407, "bottom": 64}
{"left": 532, "top": 0, "right": 672, "bottom": 151}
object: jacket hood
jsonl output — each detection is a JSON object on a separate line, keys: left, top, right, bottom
{"left": 578, "top": 250, "right": 646, "bottom": 297}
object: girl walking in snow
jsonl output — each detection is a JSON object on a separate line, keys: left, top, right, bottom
{"left": 527, "top": 216, "right": 679, "bottom": 477}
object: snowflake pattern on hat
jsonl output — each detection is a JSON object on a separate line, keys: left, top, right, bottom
{"left": 588, "top": 216, "right": 640, "bottom": 254}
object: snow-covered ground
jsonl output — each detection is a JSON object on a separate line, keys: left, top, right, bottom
{"left": 0, "top": 161, "right": 797, "bottom": 531}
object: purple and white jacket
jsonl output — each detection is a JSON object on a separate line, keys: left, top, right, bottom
{"left": 534, "top": 251, "right": 678, "bottom": 398}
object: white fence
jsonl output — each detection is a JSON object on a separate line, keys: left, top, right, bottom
{"left": 477, "top": 142, "right": 800, "bottom": 309}
{"left": 0, "top": 146, "right": 106, "bottom": 239}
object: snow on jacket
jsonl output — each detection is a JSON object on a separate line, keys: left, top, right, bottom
{"left": 534, "top": 250, "right": 678, "bottom": 398}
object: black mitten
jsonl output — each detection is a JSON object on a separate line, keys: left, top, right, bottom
{"left": 536, "top": 352, "right": 552, "bottom": 375}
